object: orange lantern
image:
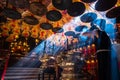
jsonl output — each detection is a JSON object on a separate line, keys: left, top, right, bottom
{"left": 1, "top": 31, "right": 9, "bottom": 37}
{"left": 22, "top": 31, "right": 30, "bottom": 38}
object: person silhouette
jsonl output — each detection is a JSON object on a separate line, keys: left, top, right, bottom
{"left": 93, "top": 28, "right": 111, "bottom": 80}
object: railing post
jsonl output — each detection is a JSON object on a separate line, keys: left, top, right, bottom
{"left": 1, "top": 55, "right": 10, "bottom": 80}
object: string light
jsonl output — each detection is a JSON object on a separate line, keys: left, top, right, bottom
{"left": 9, "top": 38, "right": 30, "bottom": 55}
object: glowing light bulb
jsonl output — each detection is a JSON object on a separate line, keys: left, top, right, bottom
{"left": 91, "top": 60, "right": 95, "bottom": 63}
{"left": 15, "top": 35, "right": 19, "bottom": 39}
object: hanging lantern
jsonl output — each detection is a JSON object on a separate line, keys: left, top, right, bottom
{"left": 21, "top": 23, "right": 30, "bottom": 31}
{"left": 31, "top": 32, "right": 39, "bottom": 38}
{"left": 1, "top": 25, "right": 10, "bottom": 31}
{"left": 47, "top": 30, "right": 53, "bottom": 37}
{"left": 12, "top": 27, "right": 21, "bottom": 34}
{"left": 1, "top": 31, "right": 9, "bottom": 37}
{"left": 22, "top": 31, "right": 30, "bottom": 38}
{"left": 91, "top": 44, "right": 96, "bottom": 53}
{"left": 15, "top": 35, "right": 19, "bottom": 39}
{"left": 6, "top": 34, "right": 16, "bottom": 42}
{"left": 31, "top": 27, "right": 39, "bottom": 38}
{"left": 39, "top": 30, "right": 46, "bottom": 39}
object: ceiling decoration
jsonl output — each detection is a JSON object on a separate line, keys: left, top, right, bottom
{"left": 29, "top": 2, "right": 47, "bottom": 16}
{"left": 52, "top": 27, "right": 64, "bottom": 33}
{"left": 2, "top": 8, "right": 22, "bottom": 19}
{"left": 106, "top": 6, "right": 120, "bottom": 18}
{"left": 91, "top": 19, "right": 106, "bottom": 31}
{"left": 46, "top": 10, "right": 62, "bottom": 21}
{"left": 40, "top": 22, "right": 53, "bottom": 30}
{"left": 80, "top": 12, "right": 97, "bottom": 23}
{"left": 95, "top": 0, "right": 117, "bottom": 11}
{"left": 65, "top": 31, "right": 75, "bottom": 37}
{"left": 42, "top": 0, "right": 51, "bottom": 7}
{"left": 0, "top": 0, "right": 119, "bottom": 43}
{"left": 0, "top": 0, "right": 118, "bottom": 59}
{"left": 23, "top": 16, "right": 39, "bottom": 25}
{"left": 81, "top": 0, "right": 97, "bottom": 3}
{"left": 67, "top": 2, "right": 85, "bottom": 17}
{"left": 75, "top": 25, "right": 88, "bottom": 32}
{"left": 8, "top": 0, "right": 30, "bottom": 9}
{"left": 52, "top": 0, "right": 72, "bottom": 10}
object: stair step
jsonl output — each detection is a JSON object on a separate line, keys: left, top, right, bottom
{"left": 6, "top": 70, "right": 40, "bottom": 73}
{"left": 4, "top": 67, "right": 48, "bottom": 80}
{"left": 7, "top": 67, "right": 41, "bottom": 70}
{"left": 4, "top": 79, "right": 37, "bottom": 80}
{"left": 6, "top": 71, "right": 40, "bottom": 74}
{"left": 5, "top": 73, "right": 39, "bottom": 76}
{"left": 4, "top": 76, "right": 38, "bottom": 79}
{"left": 7, "top": 67, "right": 42, "bottom": 70}
{"left": 4, "top": 75, "right": 55, "bottom": 79}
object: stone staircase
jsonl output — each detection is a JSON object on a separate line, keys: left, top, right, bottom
{"left": 3, "top": 67, "right": 56, "bottom": 80}
{"left": 4, "top": 67, "right": 41, "bottom": 80}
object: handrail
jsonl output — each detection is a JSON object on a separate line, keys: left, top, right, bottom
{"left": 1, "top": 55, "right": 10, "bottom": 80}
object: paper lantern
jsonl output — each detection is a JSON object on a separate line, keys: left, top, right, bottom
{"left": 22, "top": 31, "right": 30, "bottom": 38}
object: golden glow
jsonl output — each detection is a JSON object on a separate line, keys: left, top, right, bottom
{"left": 35, "top": 39, "right": 39, "bottom": 43}
{"left": 17, "top": 46, "right": 21, "bottom": 49}
{"left": 10, "top": 39, "right": 30, "bottom": 54}
{"left": 91, "top": 60, "right": 95, "bottom": 63}
{"left": 86, "top": 60, "right": 90, "bottom": 64}
{"left": 92, "top": 44, "right": 95, "bottom": 47}
{"left": 73, "top": 0, "right": 81, "bottom": 2}
{"left": 116, "top": 0, "right": 120, "bottom": 6}
{"left": 23, "top": 42, "right": 26, "bottom": 46}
